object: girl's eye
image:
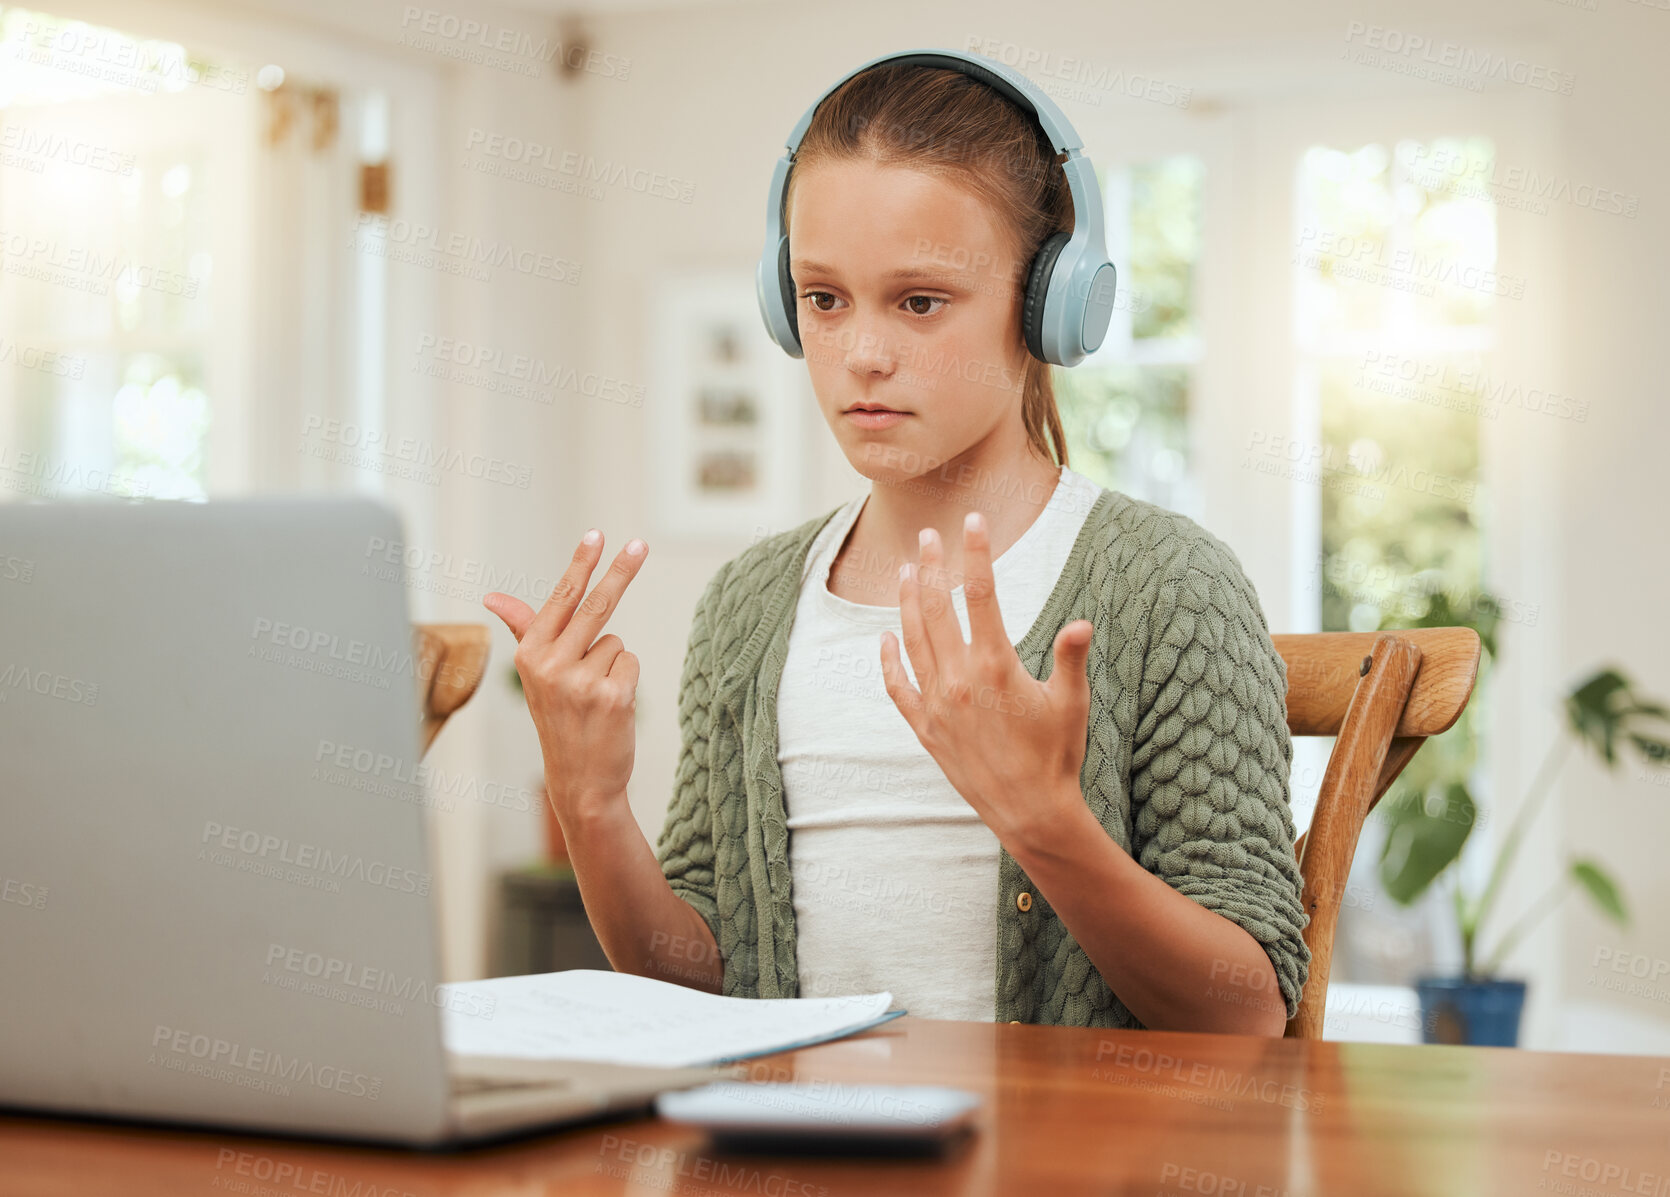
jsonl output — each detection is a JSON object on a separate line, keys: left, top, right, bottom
{"left": 798, "top": 292, "right": 945, "bottom": 317}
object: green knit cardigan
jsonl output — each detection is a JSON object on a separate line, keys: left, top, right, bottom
{"left": 653, "top": 484, "right": 1311, "bottom": 1027}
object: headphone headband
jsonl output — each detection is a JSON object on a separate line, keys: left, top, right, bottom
{"left": 756, "top": 46, "right": 1118, "bottom": 369}
{"left": 782, "top": 50, "right": 1084, "bottom": 156}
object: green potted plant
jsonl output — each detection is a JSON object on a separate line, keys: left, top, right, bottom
{"left": 1373, "top": 591, "right": 1669, "bottom": 1046}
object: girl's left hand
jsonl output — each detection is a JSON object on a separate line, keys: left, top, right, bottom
{"left": 879, "top": 511, "right": 1094, "bottom": 849}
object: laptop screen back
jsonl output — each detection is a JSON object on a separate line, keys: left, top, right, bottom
{"left": 0, "top": 497, "right": 451, "bottom": 1143}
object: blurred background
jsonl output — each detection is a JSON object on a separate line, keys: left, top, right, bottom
{"left": 1, "top": 0, "right": 1665, "bottom": 1053}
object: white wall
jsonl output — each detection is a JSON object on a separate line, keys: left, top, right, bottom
{"left": 1539, "top": 8, "right": 1670, "bottom": 1035}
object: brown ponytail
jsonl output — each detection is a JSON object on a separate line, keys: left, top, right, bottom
{"left": 784, "top": 62, "right": 1072, "bottom": 469}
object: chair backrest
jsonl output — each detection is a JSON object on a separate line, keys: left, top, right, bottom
{"left": 1274, "top": 628, "right": 1482, "bottom": 1039}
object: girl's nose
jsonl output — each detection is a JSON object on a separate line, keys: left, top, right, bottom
{"left": 842, "top": 323, "right": 895, "bottom": 379}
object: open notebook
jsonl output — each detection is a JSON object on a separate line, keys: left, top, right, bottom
{"left": 438, "top": 970, "right": 905, "bottom": 1086}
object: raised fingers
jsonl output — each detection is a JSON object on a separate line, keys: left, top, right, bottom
{"left": 959, "top": 512, "right": 1009, "bottom": 657}
{"left": 878, "top": 629, "right": 926, "bottom": 729}
{"left": 483, "top": 592, "right": 539, "bottom": 642}
{"left": 913, "top": 528, "right": 966, "bottom": 671}
{"left": 522, "top": 530, "right": 606, "bottom": 647}
{"left": 550, "top": 536, "right": 648, "bottom": 657}
{"left": 519, "top": 532, "right": 645, "bottom": 654}
{"left": 896, "top": 555, "right": 939, "bottom": 705}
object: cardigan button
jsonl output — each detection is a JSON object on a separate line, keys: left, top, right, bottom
{"left": 1016, "top": 891, "right": 1033, "bottom": 913}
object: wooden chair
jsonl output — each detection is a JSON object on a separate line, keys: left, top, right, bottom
{"left": 1276, "top": 628, "right": 1483, "bottom": 1039}
{"left": 414, "top": 623, "right": 491, "bottom": 754}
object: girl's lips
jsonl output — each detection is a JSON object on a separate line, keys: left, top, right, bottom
{"left": 844, "top": 409, "right": 910, "bottom": 430}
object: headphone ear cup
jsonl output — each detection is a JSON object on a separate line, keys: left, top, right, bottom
{"left": 1021, "top": 231, "right": 1071, "bottom": 363}
{"left": 777, "top": 236, "right": 800, "bottom": 353}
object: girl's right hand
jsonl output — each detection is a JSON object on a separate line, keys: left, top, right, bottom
{"left": 483, "top": 530, "right": 647, "bottom": 825}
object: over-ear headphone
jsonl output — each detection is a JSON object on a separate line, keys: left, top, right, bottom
{"left": 755, "top": 47, "right": 1118, "bottom": 369}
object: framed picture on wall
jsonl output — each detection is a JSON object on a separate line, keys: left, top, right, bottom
{"left": 649, "top": 270, "right": 808, "bottom": 539}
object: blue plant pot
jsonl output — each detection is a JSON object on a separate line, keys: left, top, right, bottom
{"left": 1414, "top": 976, "right": 1527, "bottom": 1046}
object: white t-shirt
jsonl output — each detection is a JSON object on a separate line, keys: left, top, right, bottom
{"left": 776, "top": 465, "right": 1103, "bottom": 1020}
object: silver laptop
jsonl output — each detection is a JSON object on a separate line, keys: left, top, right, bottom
{"left": 0, "top": 497, "right": 725, "bottom": 1146}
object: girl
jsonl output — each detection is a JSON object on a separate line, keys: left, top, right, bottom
{"left": 485, "top": 59, "right": 1309, "bottom": 1035}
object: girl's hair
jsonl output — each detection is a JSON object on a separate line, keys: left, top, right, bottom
{"left": 784, "top": 62, "right": 1072, "bottom": 468}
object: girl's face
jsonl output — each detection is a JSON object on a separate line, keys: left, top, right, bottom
{"left": 786, "top": 158, "right": 1033, "bottom": 483}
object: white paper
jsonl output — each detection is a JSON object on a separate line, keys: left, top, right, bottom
{"left": 438, "top": 970, "right": 896, "bottom": 1070}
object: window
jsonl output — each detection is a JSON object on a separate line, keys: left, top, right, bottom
{"left": 1295, "top": 137, "right": 1496, "bottom": 637}
{"left": 1054, "top": 156, "right": 1204, "bottom": 519}
{"left": 0, "top": 7, "right": 241, "bottom": 501}
{"left": 1293, "top": 135, "right": 1501, "bottom": 984}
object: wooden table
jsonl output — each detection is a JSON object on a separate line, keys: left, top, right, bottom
{"left": 3, "top": 1017, "right": 1667, "bottom": 1196}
